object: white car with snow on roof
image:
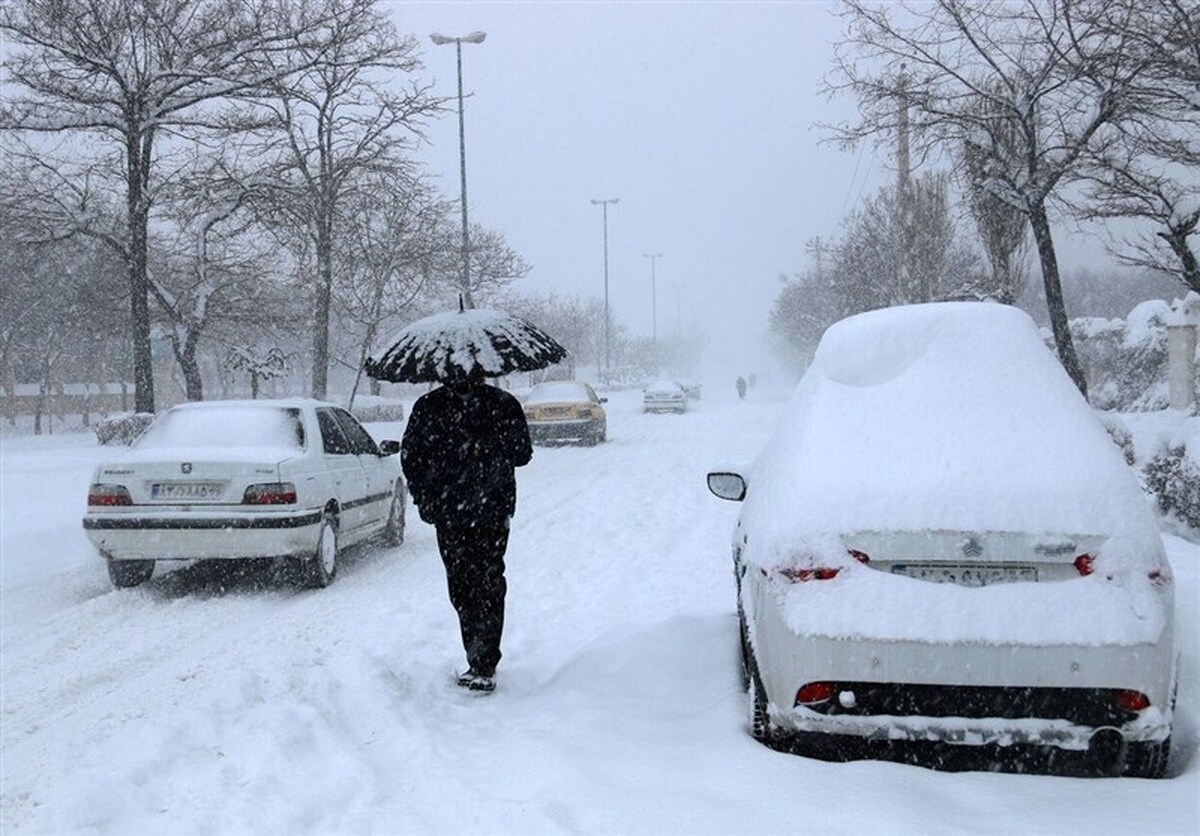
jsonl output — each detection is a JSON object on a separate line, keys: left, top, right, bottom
{"left": 706, "top": 302, "right": 1177, "bottom": 777}
{"left": 83, "top": 399, "right": 406, "bottom": 590}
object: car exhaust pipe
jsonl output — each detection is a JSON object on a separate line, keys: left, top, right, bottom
{"left": 1087, "top": 728, "right": 1125, "bottom": 777}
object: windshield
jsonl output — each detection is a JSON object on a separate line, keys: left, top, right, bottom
{"left": 136, "top": 406, "right": 305, "bottom": 451}
{"left": 527, "top": 383, "right": 590, "bottom": 404}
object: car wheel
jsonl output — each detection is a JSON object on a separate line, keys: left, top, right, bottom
{"left": 737, "top": 605, "right": 751, "bottom": 692}
{"left": 107, "top": 558, "right": 155, "bottom": 588}
{"left": 1123, "top": 737, "right": 1171, "bottom": 778}
{"left": 302, "top": 512, "right": 339, "bottom": 588}
{"left": 380, "top": 483, "right": 406, "bottom": 547}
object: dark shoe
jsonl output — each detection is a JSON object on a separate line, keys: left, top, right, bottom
{"left": 456, "top": 669, "right": 496, "bottom": 692}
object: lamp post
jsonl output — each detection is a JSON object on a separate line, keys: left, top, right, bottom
{"left": 643, "top": 253, "right": 662, "bottom": 366}
{"left": 591, "top": 197, "right": 619, "bottom": 381}
{"left": 431, "top": 30, "right": 486, "bottom": 309}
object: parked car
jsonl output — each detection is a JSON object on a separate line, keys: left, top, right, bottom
{"left": 523, "top": 381, "right": 607, "bottom": 445}
{"left": 706, "top": 302, "right": 1177, "bottom": 777}
{"left": 643, "top": 380, "right": 687, "bottom": 413}
{"left": 83, "top": 399, "right": 406, "bottom": 590}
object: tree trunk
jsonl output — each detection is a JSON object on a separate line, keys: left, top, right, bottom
{"left": 1028, "top": 202, "right": 1088, "bottom": 398}
{"left": 179, "top": 335, "right": 204, "bottom": 401}
{"left": 311, "top": 220, "right": 333, "bottom": 400}
{"left": 127, "top": 123, "right": 156, "bottom": 414}
{"left": 1161, "top": 223, "right": 1200, "bottom": 294}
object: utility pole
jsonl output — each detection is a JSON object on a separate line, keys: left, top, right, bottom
{"left": 643, "top": 253, "right": 662, "bottom": 364}
{"left": 896, "top": 63, "right": 917, "bottom": 303}
{"left": 591, "top": 198, "right": 619, "bottom": 381}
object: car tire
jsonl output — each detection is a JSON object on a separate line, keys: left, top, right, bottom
{"left": 1123, "top": 737, "right": 1171, "bottom": 778}
{"left": 745, "top": 643, "right": 771, "bottom": 743}
{"left": 107, "top": 558, "right": 155, "bottom": 588}
{"left": 302, "top": 512, "right": 339, "bottom": 589}
{"left": 380, "top": 483, "right": 406, "bottom": 547}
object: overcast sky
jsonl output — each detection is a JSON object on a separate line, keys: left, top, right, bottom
{"left": 389, "top": 1, "right": 1108, "bottom": 379}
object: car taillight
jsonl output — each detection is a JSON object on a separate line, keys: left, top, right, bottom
{"left": 1074, "top": 553, "right": 1095, "bottom": 576}
{"left": 848, "top": 549, "right": 870, "bottom": 564}
{"left": 242, "top": 482, "right": 297, "bottom": 505}
{"left": 795, "top": 681, "right": 835, "bottom": 707}
{"left": 1113, "top": 689, "right": 1150, "bottom": 713}
{"left": 779, "top": 566, "right": 841, "bottom": 582}
{"left": 88, "top": 484, "right": 132, "bottom": 506}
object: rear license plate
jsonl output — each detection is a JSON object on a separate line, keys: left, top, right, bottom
{"left": 890, "top": 563, "right": 1038, "bottom": 587}
{"left": 151, "top": 481, "right": 225, "bottom": 500}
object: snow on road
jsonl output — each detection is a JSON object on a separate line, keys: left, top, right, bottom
{"left": 2, "top": 386, "right": 1197, "bottom": 834}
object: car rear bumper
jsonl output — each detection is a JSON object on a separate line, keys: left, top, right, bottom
{"left": 83, "top": 509, "right": 324, "bottom": 560}
{"left": 750, "top": 590, "right": 1176, "bottom": 750}
{"left": 528, "top": 419, "right": 600, "bottom": 441}
{"left": 644, "top": 398, "right": 685, "bottom": 412}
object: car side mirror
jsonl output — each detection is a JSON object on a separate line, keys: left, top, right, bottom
{"left": 707, "top": 472, "right": 747, "bottom": 501}
{"left": 378, "top": 439, "right": 401, "bottom": 456}
{"left": 599, "top": 397, "right": 608, "bottom": 403}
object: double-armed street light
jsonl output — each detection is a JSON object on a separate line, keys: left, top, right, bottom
{"left": 430, "top": 30, "right": 487, "bottom": 308}
{"left": 591, "top": 197, "right": 619, "bottom": 381}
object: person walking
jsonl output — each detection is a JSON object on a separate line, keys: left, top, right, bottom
{"left": 401, "top": 367, "right": 533, "bottom": 693}
{"left": 736, "top": 375, "right": 747, "bottom": 400}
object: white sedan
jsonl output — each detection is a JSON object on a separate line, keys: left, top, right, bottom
{"left": 83, "top": 399, "right": 406, "bottom": 589}
{"left": 707, "top": 302, "right": 1177, "bottom": 777}
{"left": 643, "top": 380, "right": 688, "bottom": 413}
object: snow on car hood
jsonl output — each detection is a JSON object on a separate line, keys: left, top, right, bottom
{"left": 738, "top": 303, "right": 1170, "bottom": 645}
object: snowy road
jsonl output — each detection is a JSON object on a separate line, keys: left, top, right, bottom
{"left": 2, "top": 387, "right": 1197, "bottom": 834}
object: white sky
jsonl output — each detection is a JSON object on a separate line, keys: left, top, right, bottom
{"left": 394, "top": 1, "right": 881, "bottom": 371}
{"left": 392, "top": 1, "right": 1126, "bottom": 378}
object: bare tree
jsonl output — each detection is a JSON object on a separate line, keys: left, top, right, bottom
{"left": 825, "top": 0, "right": 1162, "bottom": 396}
{"left": 250, "top": 0, "right": 441, "bottom": 398}
{"left": 337, "top": 173, "right": 449, "bottom": 405}
{"left": 1073, "top": 0, "right": 1199, "bottom": 291}
{"left": 0, "top": 0, "right": 337, "bottom": 413}
{"left": 961, "top": 89, "right": 1030, "bottom": 304}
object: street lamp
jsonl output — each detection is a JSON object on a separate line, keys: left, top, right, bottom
{"left": 591, "top": 197, "right": 619, "bottom": 381}
{"left": 643, "top": 253, "right": 662, "bottom": 360}
{"left": 430, "top": 30, "right": 487, "bottom": 309}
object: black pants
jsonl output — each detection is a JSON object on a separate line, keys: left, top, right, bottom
{"left": 436, "top": 523, "right": 509, "bottom": 676}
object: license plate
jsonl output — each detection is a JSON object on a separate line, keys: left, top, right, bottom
{"left": 890, "top": 563, "right": 1038, "bottom": 587}
{"left": 151, "top": 481, "right": 225, "bottom": 500}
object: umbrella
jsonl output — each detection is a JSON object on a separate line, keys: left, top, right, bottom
{"left": 365, "top": 307, "right": 568, "bottom": 384}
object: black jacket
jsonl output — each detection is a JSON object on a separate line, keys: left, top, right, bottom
{"left": 401, "top": 382, "right": 533, "bottom": 528}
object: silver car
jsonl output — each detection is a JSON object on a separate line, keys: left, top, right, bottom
{"left": 707, "top": 303, "right": 1177, "bottom": 777}
{"left": 643, "top": 379, "right": 687, "bottom": 413}
{"left": 83, "top": 399, "right": 406, "bottom": 589}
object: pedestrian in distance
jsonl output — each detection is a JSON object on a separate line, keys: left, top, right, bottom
{"left": 400, "top": 366, "right": 533, "bottom": 693}
{"left": 736, "top": 375, "right": 747, "bottom": 400}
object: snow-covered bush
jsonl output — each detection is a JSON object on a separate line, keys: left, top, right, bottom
{"left": 1100, "top": 415, "right": 1136, "bottom": 465}
{"left": 94, "top": 412, "right": 155, "bottom": 445}
{"left": 1144, "top": 444, "right": 1200, "bottom": 533}
{"left": 350, "top": 397, "right": 405, "bottom": 423}
{"left": 1064, "top": 300, "right": 1172, "bottom": 411}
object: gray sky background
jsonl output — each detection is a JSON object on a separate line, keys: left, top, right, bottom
{"left": 390, "top": 1, "right": 1111, "bottom": 378}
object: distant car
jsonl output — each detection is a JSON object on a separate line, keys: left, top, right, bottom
{"left": 707, "top": 303, "right": 1177, "bottom": 777}
{"left": 523, "top": 381, "right": 607, "bottom": 445}
{"left": 643, "top": 380, "right": 687, "bottom": 413}
{"left": 83, "top": 399, "right": 406, "bottom": 590}
{"left": 677, "top": 379, "right": 702, "bottom": 400}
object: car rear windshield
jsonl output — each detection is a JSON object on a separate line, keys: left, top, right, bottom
{"left": 135, "top": 406, "right": 305, "bottom": 450}
{"left": 526, "top": 383, "right": 590, "bottom": 403}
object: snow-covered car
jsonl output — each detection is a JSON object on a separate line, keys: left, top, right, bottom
{"left": 706, "top": 303, "right": 1177, "bottom": 777}
{"left": 83, "top": 399, "right": 406, "bottom": 590}
{"left": 677, "top": 379, "right": 702, "bottom": 400}
{"left": 643, "top": 380, "right": 687, "bottom": 413}
{"left": 523, "top": 381, "right": 607, "bottom": 445}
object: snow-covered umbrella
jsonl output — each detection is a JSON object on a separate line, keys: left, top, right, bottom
{"left": 365, "top": 306, "right": 568, "bottom": 384}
